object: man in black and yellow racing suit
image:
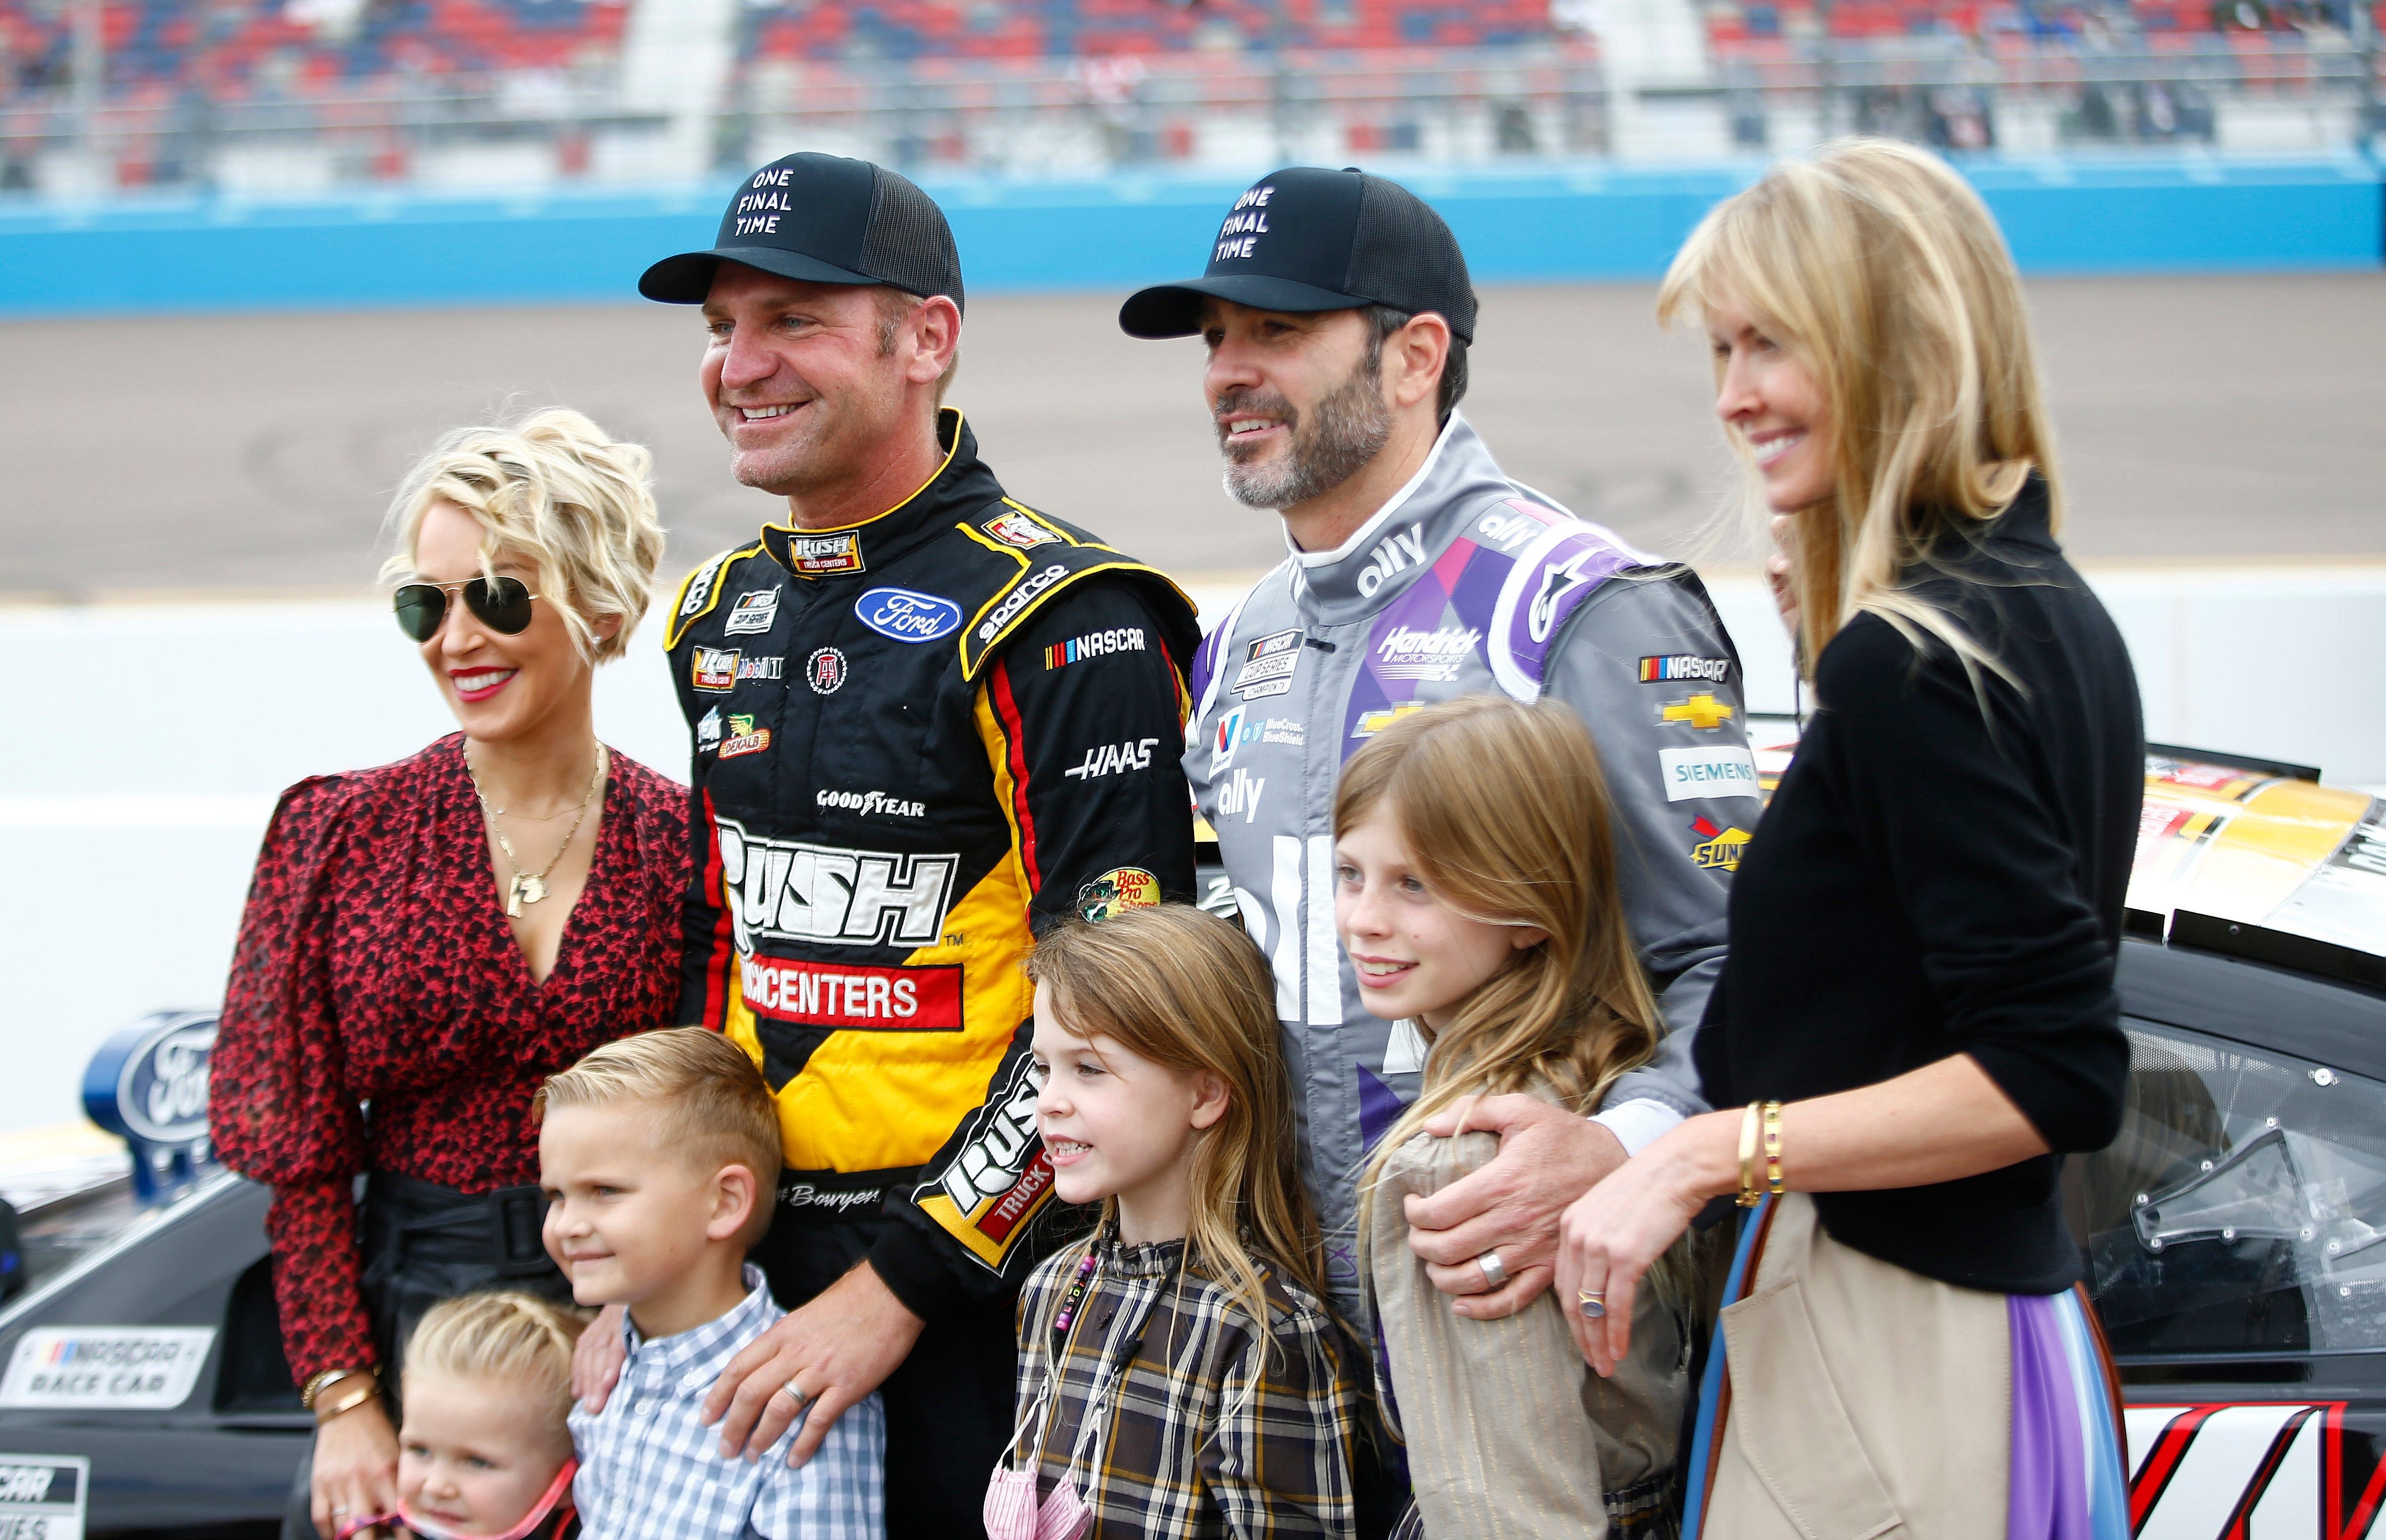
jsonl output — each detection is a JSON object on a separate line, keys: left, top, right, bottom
{"left": 629, "top": 152, "right": 1201, "bottom": 1538}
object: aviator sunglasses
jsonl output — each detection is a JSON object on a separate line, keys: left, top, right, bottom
{"left": 392, "top": 575, "right": 542, "bottom": 642}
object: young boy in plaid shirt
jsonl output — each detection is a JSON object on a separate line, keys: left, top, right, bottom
{"left": 539, "top": 1028, "right": 884, "bottom": 1540}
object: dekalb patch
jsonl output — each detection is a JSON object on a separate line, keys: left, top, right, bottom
{"left": 720, "top": 713, "right": 772, "bottom": 758}
{"left": 790, "top": 532, "right": 865, "bottom": 576}
{"left": 1639, "top": 654, "right": 1730, "bottom": 684}
{"left": 856, "top": 587, "right": 963, "bottom": 644}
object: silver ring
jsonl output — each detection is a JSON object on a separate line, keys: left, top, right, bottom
{"left": 1578, "top": 1289, "right": 1607, "bottom": 1319}
{"left": 777, "top": 1377, "right": 808, "bottom": 1407}
{"left": 1476, "top": 1249, "right": 1509, "bottom": 1290}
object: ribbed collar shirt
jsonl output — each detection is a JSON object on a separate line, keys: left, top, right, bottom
{"left": 570, "top": 1265, "right": 885, "bottom": 1540}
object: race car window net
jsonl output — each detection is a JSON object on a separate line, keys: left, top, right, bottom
{"left": 2069, "top": 1020, "right": 2386, "bottom": 1359}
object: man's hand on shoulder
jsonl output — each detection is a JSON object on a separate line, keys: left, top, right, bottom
{"left": 1401, "top": 1096, "right": 1628, "bottom": 1319}
{"left": 702, "top": 1261, "right": 924, "bottom": 1467}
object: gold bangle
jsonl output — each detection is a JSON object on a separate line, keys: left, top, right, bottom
{"left": 1762, "top": 1101, "right": 1785, "bottom": 1196}
{"left": 300, "top": 1366, "right": 369, "bottom": 1411}
{"left": 1736, "top": 1102, "right": 1764, "bottom": 1208}
{"left": 314, "top": 1381, "right": 380, "bottom": 1426}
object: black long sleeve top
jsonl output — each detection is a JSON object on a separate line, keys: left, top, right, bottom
{"left": 1695, "top": 475, "right": 2142, "bottom": 1294}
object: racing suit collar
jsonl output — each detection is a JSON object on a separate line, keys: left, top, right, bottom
{"left": 1282, "top": 411, "right": 1518, "bottom": 622}
{"left": 759, "top": 406, "right": 997, "bottom": 580}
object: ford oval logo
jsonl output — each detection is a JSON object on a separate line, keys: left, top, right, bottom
{"left": 84, "top": 1011, "right": 218, "bottom": 1145}
{"left": 855, "top": 586, "right": 962, "bottom": 644}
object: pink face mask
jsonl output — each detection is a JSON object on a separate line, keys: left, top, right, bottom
{"left": 394, "top": 1458, "right": 577, "bottom": 1540}
{"left": 982, "top": 1463, "right": 1092, "bottom": 1540}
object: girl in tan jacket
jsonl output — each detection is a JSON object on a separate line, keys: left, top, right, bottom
{"left": 1338, "top": 695, "right": 1694, "bottom": 1539}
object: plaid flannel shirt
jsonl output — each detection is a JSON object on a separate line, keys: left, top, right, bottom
{"left": 569, "top": 1265, "right": 885, "bottom": 1540}
{"left": 1006, "top": 1230, "right": 1365, "bottom": 1539}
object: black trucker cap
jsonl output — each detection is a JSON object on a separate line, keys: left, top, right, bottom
{"left": 640, "top": 151, "right": 964, "bottom": 312}
{"left": 1119, "top": 166, "right": 1474, "bottom": 343}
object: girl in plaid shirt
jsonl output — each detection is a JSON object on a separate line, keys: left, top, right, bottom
{"left": 987, "top": 905, "right": 1368, "bottom": 1540}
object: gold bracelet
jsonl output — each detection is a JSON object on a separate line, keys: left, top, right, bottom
{"left": 314, "top": 1381, "right": 381, "bottom": 1426}
{"left": 300, "top": 1366, "right": 368, "bottom": 1411}
{"left": 1736, "top": 1101, "right": 1764, "bottom": 1208}
{"left": 1761, "top": 1101, "right": 1785, "bottom": 1196}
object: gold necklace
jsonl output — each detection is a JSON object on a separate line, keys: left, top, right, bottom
{"left": 467, "top": 747, "right": 606, "bottom": 918}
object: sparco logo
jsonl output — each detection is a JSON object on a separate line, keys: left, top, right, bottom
{"left": 678, "top": 551, "right": 730, "bottom": 617}
{"left": 715, "top": 816, "right": 958, "bottom": 951}
{"left": 976, "top": 563, "right": 1068, "bottom": 643}
{"left": 816, "top": 789, "right": 925, "bottom": 819}
{"left": 1356, "top": 524, "right": 1427, "bottom": 597}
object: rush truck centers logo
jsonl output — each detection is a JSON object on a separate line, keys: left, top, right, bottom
{"left": 789, "top": 532, "right": 865, "bottom": 576}
{"left": 739, "top": 955, "right": 961, "bottom": 1031}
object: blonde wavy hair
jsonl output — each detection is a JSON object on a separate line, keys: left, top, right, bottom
{"left": 1341, "top": 697, "right": 1661, "bottom": 1169}
{"left": 1025, "top": 905, "right": 1328, "bottom": 1335}
{"left": 1657, "top": 137, "right": 2059, "bottom": 684}
{"left": 403, "top": 1290, "right": 588, "bottom": 1433}
{"left": 383, "top": 408, "right": 667, "bottom": 663}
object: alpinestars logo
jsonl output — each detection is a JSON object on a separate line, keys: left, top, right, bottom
{"left": 714, "top": 816, "right": 958, "bottom": 951}
{"left": 1529, "top": 551, "right": 1601, "bottom": 643}
{"left": 1355, "top": 524, "right": 1428, "bottom": 598}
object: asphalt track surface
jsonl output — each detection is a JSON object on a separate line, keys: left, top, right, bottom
{"left": 2, "top": 271, "right": 2381, "bottom": 600}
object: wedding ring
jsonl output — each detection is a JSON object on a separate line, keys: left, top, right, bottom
{"left": 777, "top": 1378, "right": 809, "bottom": 1407}
{"left": 1578, "top": 1290, "right": 1607, "bottom": 1319}
{"left": 1476, "top": 1249, "right": 1509, "bottom": 1290}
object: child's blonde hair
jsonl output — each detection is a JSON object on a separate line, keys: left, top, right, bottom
{"left": 1024, "top": 905, "right": 1326, "bottom": 1331}
{"left": 404, "top": 1291, "right": 588, "bottom": 1430}
{"left": 1657, "top": 137, "right": 2056, "bottom": 687}
{"left": 1339, "top": 696, "right": 1662, "bottom": 1148}
{"left": 383, "top": 408, "right": 667, "bottom": 664}
{"left": 535, "top": 1027, "right": 784, "bottom": 1247}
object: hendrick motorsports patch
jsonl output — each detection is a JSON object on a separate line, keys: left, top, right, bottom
{"left": 0, "top": 1327, "right": 214, "bottom": 1412}
{"left": 0, "top": 1454, "right": 86, "bottom": 1539}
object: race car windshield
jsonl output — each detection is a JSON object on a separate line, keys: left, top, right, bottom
{"left": 2073, "top": 1023, "right": 2386, "bottom": 1358}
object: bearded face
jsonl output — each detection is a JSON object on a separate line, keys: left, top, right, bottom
{"left": 1213, "top": 336, "right": 1393, "bottom": 512}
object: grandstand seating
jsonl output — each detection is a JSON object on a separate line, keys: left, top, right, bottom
{"left": 1704, "top": 0, "right": 2379, "bottom": 51}
{"left": 1, "top": 0, "right": 628, "bottom": 102}
{"left": 742, "top": 0, "right": 1565, "bottom": 65}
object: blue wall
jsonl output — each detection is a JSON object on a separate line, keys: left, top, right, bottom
{"left": 0, "top": 156, "right": 2376, "bottom": 316}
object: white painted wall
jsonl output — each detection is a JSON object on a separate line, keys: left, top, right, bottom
{"left": 1, "top": 564, "right": 2379, "bottom": 1137}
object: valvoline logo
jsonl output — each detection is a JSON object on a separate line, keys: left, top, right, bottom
{"left": 855, "top": 586, "right": 962, "bottom": 644}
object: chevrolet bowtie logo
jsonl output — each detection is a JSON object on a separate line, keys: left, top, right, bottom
{"left": 1661, "top": 693, "right": 1736, "bottom": 731}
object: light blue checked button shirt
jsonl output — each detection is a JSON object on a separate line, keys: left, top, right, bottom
{"left": 570, "top": 1265, "right": 885, "bottom": 1540}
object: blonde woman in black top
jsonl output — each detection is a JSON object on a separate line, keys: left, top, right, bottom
{"left": 1550, "top": 138, "right": 2141, "bottom": 1539}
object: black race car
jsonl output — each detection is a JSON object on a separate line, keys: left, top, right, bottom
{"left": 4, "top": 742, "right": 2382, "bottom": 1536}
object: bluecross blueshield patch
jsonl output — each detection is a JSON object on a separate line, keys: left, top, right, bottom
{"left": 855, "top": 586, "right": 963, "bottom": 644}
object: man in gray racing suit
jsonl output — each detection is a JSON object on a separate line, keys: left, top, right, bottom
{"left": 1121, "top": 167, "right": 1766, "bottom": 1315}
